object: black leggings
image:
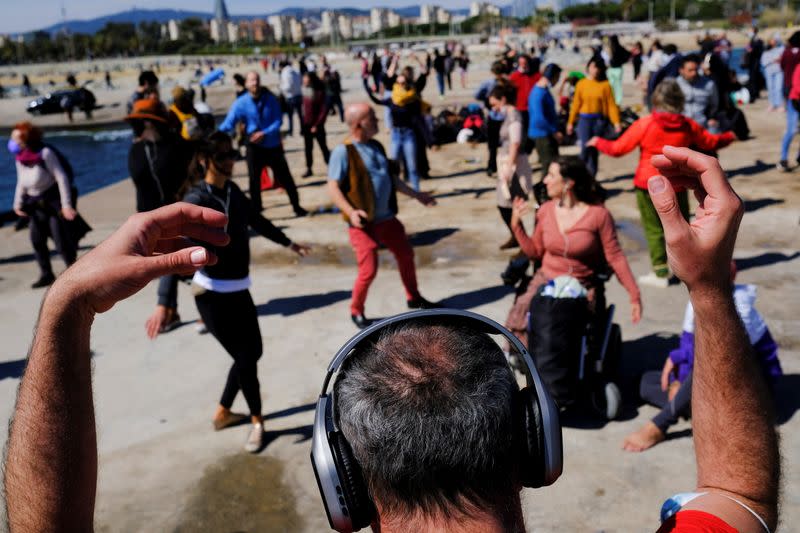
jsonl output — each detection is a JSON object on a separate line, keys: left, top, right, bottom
{"left": 245, "top": 144, "right": 302, "bottom": 213}
{"left": 195, "top": 289, "right": 263, "bottom": 417}
{"left": 303, "top": 125, "right": 330, "bottom": 171}
{"left": 29, "top": 207, "right": 76, "bottom": 276}
{"left": 640, "top": 370, "right": 693, "bottom": 433}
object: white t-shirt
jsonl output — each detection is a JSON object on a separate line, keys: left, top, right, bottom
{"left": 682, "top": 284, "right": 767, "bottom": 344}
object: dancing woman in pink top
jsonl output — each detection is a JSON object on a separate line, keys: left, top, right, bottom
{"left": 505, "top": 155, "right": 642, "bottom": 345}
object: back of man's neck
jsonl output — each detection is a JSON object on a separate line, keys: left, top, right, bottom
{"left": 376, "top": 507, "right": 522, "bottom": 533}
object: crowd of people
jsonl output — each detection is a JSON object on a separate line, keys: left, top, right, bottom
{"left": 2, "top": 29, "right": 792, "bottom": 531}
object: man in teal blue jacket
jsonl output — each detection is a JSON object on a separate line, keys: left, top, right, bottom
{"left": 528, "top": 63, "right": 563, "bottom": 181}
{"left": 219, "top": 71, "right": 307, "bottom": 216}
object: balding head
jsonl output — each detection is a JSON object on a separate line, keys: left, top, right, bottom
{"left": 245, "top": 71, "right": 260, "bottom": 97}
{"left": 345, "top": 102, "right": 378, "bottom": 142}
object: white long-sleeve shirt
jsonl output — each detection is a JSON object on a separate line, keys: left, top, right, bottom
{"left": 280, "top": 66, "right": 301, "bottom": 98}
{"left": 13, "top": 147, "right": 72, "bottom": 211}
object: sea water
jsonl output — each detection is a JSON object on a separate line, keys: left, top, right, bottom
{"left": 0, "top": 128, "right": 133, "bottom": 213}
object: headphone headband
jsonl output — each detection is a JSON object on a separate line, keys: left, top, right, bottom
{"left": 321, "top": 309, "right": 532, "bottom": 393}
{"left": 312, "top": 309, "right": 563, "bottom": 532}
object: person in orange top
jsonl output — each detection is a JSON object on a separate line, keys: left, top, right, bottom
{"left": 587, "top": 79, "right": 735, "bottom": 287}
{"left": 566, "top": 57, "right": 621, "bottom": 177}
{"left": 505, "top": 155, "right": 642, "bottom": 346}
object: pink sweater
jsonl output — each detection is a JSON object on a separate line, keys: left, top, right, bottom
{"left": 513, "top": 201, "right": 641, "bottom": 304}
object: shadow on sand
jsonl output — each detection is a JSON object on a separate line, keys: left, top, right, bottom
{"left": 256, "top": 290, "right": 351, "bottom": 317}
{"left": 735, "top": 252, "right": 800, "bottom": 272}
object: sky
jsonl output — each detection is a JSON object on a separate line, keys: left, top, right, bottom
{"left": 1, "top": 0, "right": 475, "bottom": 34}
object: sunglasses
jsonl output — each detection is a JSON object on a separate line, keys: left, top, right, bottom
{"left": 213, "top": 150, "right": 238, "bottom": 162}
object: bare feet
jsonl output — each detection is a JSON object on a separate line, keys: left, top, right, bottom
{"left": 145, "top": 305, "right": 180, "bottom": 340}
{"left": 622, "top": 421, "right": 666, "bottom": 452}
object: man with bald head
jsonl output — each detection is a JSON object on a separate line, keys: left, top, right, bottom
{"left": 219, "top": 71, "right": 307, "bottom": 216}
{"left": 328, "top": 103, "right": 438, "bottom": 328}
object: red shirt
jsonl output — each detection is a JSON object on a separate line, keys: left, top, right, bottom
{"left": 595, "top": 112, "right": 734, "bottom": 190}
{"left": 509, "top": 70, "right": 541, "bottom": 111}
{"left": 657, "top": 510, "right": 738, "bottom": 532}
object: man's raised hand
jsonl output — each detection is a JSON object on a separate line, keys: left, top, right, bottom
{"left": 648, "top": 146, "right": 744, "bottom": 296}
{"left": 55, "top": 202, "right": 229, "bottom": 314}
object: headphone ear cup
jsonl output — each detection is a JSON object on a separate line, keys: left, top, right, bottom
{"left": 517, "top": 386, "right": 546, "bottom": 488}
{"left": 330, "top": 432, "right": 376, "bottom": 530}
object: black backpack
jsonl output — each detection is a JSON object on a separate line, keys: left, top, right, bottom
{"left": 42, "top": 143, "right": 76, "bottom": 186}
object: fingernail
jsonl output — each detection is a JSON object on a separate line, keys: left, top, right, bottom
{"left": 648, "top": 176, "right": 666, "bottom": 193}
{"left": 190, "top": 248, "right": 207, "bottom": 265}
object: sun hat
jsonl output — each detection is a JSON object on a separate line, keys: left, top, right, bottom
{"left": 125, "top": 99, "right": 168, "bottom": 123}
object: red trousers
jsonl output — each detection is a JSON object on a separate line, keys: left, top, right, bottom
{"left": 348, "top": 217, "right": 419, "bottom": 315}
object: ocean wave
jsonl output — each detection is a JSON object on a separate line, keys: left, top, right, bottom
{"left": 47, "top": 129, "right": 132, "bottom": 142}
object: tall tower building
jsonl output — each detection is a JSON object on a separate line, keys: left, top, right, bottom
{"left": 213, "top": 0, "right": 230, "bottom": 42}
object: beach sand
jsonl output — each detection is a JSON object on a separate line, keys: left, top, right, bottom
{"left": 0, "top": 46, "right": 798, "bottom": 531}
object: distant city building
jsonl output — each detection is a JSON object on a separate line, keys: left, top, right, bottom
{"left": 165, "top": 19, "right": 180, "bottom": 41}
{"left": 268, "top": 15, "right": 291, "bottom": 42}
{"left": 338, "top": 15, "right": 354, "bottom": 39}
{"left": 370, "top": 8, "right": 401, "bottom": 33}
{"left": 420, "top": 5, "right": 452, "bottom": 25}
{"left": 352, "top": 16, "right": 372, "bottom": 38}
{"left": 238, "top": 19, "right": 273, "bottom": 43}
{"left": 470, "top": 1, "right": 501, "bottom": 17}
{"left": 212, "top": 0, "right": 231, "bottom": 43}
{"left": 290, "top": 18, "right": 306, "bottom": 43}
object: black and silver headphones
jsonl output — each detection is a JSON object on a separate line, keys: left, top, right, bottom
{"left": 310, "top": 309, "right": 563, "bottom": 533}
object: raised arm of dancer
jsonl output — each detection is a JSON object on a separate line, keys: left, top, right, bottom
{"left": 649, "top": 147, "right": 779, "bottom": 532}
{"left": 362, "top": 77, "right": 387, "bottom": 106}
{"left": 4, "top": 204, "right": 229, "bottom": 532}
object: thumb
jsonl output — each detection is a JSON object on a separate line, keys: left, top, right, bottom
{"left": 647, "top": 175, "right": 687, "bottom": 243}
{"left": 140, "top": 247, "right": 211, "bottom": 281}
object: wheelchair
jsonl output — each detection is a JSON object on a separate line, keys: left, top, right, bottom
{"left": 521, "top": 272, "right": 624, "bottom": 420}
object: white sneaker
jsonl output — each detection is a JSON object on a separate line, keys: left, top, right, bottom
{"left": 638, "top": 271, "right": 670, "bottom": 288}
{"left": 244, "top": 423, "right": 264, "bottom": 453}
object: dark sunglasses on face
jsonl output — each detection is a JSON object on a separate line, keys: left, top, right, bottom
{"left": 213, "top": 150, "right": 238, "bottom": 162}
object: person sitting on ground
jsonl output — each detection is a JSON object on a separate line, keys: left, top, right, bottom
{"left": 676, "top": 54, "right": 719, "bottom": 131}
{"left": 2, "top": 148, "right": 781, "bottom": 533}
{"left": 327, "top": 103, "right": 438, "bottom": 328}
{"left": 505, "top": 156, "right": 642, "bottom": 346}
{"left": 587, "top": 79, "right": 735, "bottom": 288}
{"left": 623, "top": 261, "right": 783, "bottom": 452}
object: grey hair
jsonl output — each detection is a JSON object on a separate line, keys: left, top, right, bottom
{"left": 652, "top": 79, "right": 686, "bottom": 114}
{"left": 333, "top": 319, "right": 521, "bottom": 524}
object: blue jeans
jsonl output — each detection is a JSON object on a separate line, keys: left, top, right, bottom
{"left": 157, "top": 274, "right": 179, "bottom": 308}
{"left": 576, "top": 114, "right": 608, "bottom": 177}
{"left": 285, "top": 95, "right": 303, "bottom": 135}
{"left": 781, "top": 102, "right": 798, "bottom": 162}
{"left": 390, "top": 127, "right": 420, "bottom": 191}
{"left": 766, "top": 70, "right": 784, "bottom": 109}
{"left": 435, "top": 72, "right": 445, "bottom": 96}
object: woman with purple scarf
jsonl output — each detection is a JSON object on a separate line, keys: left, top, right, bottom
{"left": 9, "top": 122, "right": 77, "bottom": 288}
{"left": 623, "top": 262, "right": 783, "bottom": 452}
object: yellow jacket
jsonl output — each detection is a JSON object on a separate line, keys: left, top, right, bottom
{"left": 567, "top": 78, "right": 620, "bottom": 126}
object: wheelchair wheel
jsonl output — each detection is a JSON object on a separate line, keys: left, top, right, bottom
{"left": 590, "top": 381, "right": 622, "bottom": 420}
{"left": 604, "top": 382, "right": 622, "bottom": 420}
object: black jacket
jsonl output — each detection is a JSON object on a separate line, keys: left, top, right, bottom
{"left": 184, "top": 180, "right": 291, "bottom": 280}
{"left": 128, "top": 138, "right": 191, "bottom": 212}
